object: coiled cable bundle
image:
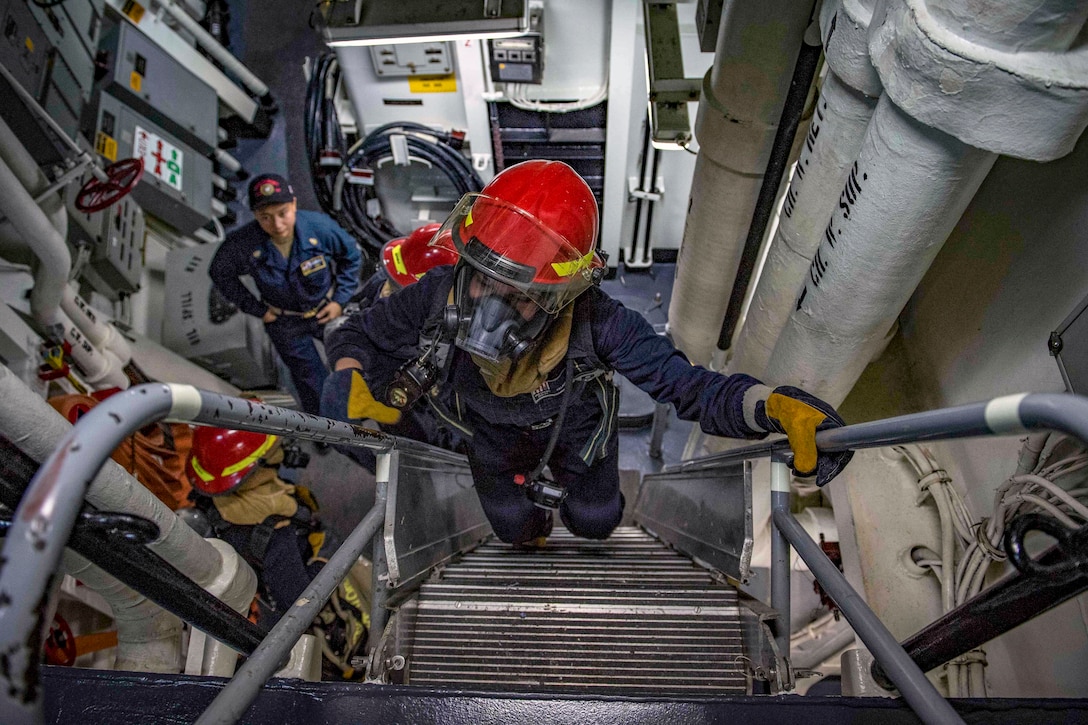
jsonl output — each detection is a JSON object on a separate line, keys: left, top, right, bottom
{"left": 305, "top": 55, "right": 484, "bottom": 253}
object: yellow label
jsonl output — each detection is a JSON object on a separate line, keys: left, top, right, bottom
{"left": 130, "top": 71, "right": 142, "bottom": 92}
{"left": 94, "top": 132, "right": 118, "bottom": 162}
{"left": 24, "top": 37, "right": 34, "bottom": 53}
{"left": 122, "top": 0, "right": 145, "bottom": 23}
{"left": 408, "top": 74, "right": 457, "bottom": 94}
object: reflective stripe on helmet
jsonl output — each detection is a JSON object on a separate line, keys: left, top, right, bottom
{"left": 391, "top": 243, "right": 408, "bottom": 275}
{"left": 189, "top": 455, "right": 215, "bottom": 482}
{"left": 221, "top": 434, "right": 278, "bottom": 476}
{"left": 551, "top": 248, "right": 596, "bottom": 278}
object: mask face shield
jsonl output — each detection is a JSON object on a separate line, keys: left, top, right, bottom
{"left": 453, "top": 265, "right": 551, "bottom": 363}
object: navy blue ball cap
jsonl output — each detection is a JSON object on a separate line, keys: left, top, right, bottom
{"left": 248, "top": 173, "right": 295, "bottom": 210}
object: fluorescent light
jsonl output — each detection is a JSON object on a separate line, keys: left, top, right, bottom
{"left": 327, "top": 30, "right": 527, "bottom": 48}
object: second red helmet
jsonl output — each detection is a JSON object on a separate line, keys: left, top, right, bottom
{"left": 380, "top": 223, "right": 459, "bottom": 289}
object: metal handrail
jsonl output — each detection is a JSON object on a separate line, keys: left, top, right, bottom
{"left": 666, "top": 392, "right": 1087, "bottom": 472}
{"left": 669, "top": 392, "right": 1088, "bottom": 725}
{"left": 0, "top": 383, "right": 410, "bottom": 725}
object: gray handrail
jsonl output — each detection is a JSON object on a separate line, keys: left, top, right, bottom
{"left": 667, "top": 392, "right": 1085, "bottom": 472}
{"left": 0, "top": 383, "right": 404, "bottom": 725}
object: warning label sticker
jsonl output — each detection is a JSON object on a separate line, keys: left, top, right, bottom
{"left": 134, "top": 126, "right": 183, "bottom": 191}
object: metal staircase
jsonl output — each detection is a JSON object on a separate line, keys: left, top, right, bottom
{"left": 380, "top": 526, "right": 750, "bottom": 695}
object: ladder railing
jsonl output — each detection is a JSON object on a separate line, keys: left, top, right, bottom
{"left": 4, "top": 385, "right": 1087, "bottom": 725}
{"left": 662, "top": 392, "right": 1088, "bottom": 725}
{"left": 0, "top": 383, "right": 421, "bottom": 725}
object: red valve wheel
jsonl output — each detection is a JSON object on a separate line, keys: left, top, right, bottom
{"left": 75, "top": 158, "right": 145, "bottom": 213}
{"left": 44, "top": 613, "right": 78, "bottom": 667}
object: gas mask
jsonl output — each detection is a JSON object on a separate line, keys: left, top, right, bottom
{"left": 449, "top": 264, "right": 552, "bottom": 363}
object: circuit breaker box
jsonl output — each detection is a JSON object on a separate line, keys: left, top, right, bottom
{"left": 93, "top": 11, "right": 218, "bottom": 155}
{"left": 86, "top": 90, "right": 213, "bottom": 234}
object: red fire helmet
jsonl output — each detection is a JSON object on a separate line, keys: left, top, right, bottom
{"left": 380, "top": 223, "right": 459, "bottom": 289}
{"left": 185, "top": 427, "right": 279, "bottom": 496}
{"left": 431, "top": 160, "right": 603, "bottom": 314}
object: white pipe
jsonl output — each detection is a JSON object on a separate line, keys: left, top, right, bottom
{"left": 60, "top": 286, "right": 134, "bottom": 365}
{"left": 764, "top": 0, "right": 1088, "bottom": 405}
{"left": 0, "top": 364, "right": 243, "bottom": 592}
{"left": 57, "top": 309, "right": 131, "bottom": 390}
{"left": 157, "top": 0, "right": 270, "bottom": 99}
{"left": 62, "top": 551, "right": 183, "bottom": 673}
{"left": 0, "top": 157, "right": 70, "bottom": 326}
{"left": 667, "top": 0, "right": 817, "bottom": 366}
{"left": 764, "top": 96, "right": 997, "bottom": 405}
{"left": 214, "top": 148, "right": 242, "bottom": 175}
{"left": 187, "top": 539, "right": 258, "bottom": 677}
{"left": 727, "top": 72, "right": 878, "bottom": 379}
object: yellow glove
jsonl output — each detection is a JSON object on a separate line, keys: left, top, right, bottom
{"left": 765, "top": 392, "right": 827, "bottom": 475}
{"left": 749, "top": 384, "right": 853, "bottom": 487}
{"left": 321, "top": 369, "right": 402, "bottom": 426}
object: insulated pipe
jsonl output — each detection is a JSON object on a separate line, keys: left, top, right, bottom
{"left": 715, "top": 33, "right": 823, "bottom": 354}
{"left": 0, "top": 365, "right": 225, "bottom": 592}
{"left": 158, "top": 0, "right": 272, "bottom": 103}
{"left": 764, "top": 96, "right": 996, "bottom": 405}
{"left": 62, "top": 551, "right": 183, "bottom": 673}
{"left": 60, "top": 287, "right": 134, "bottom": 366}
{"left": 57, "top": 309, "right": 131, "bottom": 390}
{"left": 666, "top": 0, "right": 816, "bottom": 366}
{"left": 765, "top": 0, "right": 1088, "bottom": 405}
{"left": 726, "top": 73, "right": 879, "bottom": 380}
{"left": 0, "top": 157, "right": 71, "bottom": 326}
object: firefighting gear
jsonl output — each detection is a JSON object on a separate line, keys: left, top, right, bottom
{"left": 320, "top": 368, "right": 402, "bottom": 425}
{"left": 745, "top": 384, "right": 853, "bottom": 487}
{"left": 381, "top": 223, "right": 457, "bottom": 289}
{"left": 185, "top": 427, "right": 282, "bottom": 496}
{"left": 430, "top": 159, "right": 604, "bottom": 318}
{"left": 469, "top": 298, "right": 574, "bottom": 397}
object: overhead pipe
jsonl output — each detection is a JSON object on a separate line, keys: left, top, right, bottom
{"left": 764, "top": 0, "right": 1088, "bottom": 406}
{"left": 714, "top": 30, "right": 823, "bottom": 355}
{"left": 726, "top": 0, "right": 882, "bottom": 380}
{"left": 0, "top": 157, "right": 70, "bottom": 327}
{"left": 157, "top": 0, "right": 275, "bottom": 109}
{"left": 666, "top": 0, "right": 817, "bottom": 366}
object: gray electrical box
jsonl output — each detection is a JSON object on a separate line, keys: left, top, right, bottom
{"left": 94, "top": 11, "right": 218, "bottom": 155}
{"left": 26, "top": 0, "right": 102, "bottom": 99}
{"left": 488, "top": 6, "right": 544, "bottom": 84}
{"left": 86, "top": 91, "right": 214, "bottom": 234}
{"left": 66, "top": 169, "right": 147, "bottom": 298}
{"left": 162, "top": 244, "right": 276, "bottom": 390}
{"left": 0, "top": 0, "right": 52, "bottom": 98}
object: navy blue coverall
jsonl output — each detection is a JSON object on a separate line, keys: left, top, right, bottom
{"left": 210, "top": 210, "right": 361, "bottom": 414}
{"left": 325, "top": 266, "right": 766, "bottom": 544}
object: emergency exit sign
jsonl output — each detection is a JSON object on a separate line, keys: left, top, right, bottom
{"left": 134, "top": 126, "right": 184, "bottom": 191}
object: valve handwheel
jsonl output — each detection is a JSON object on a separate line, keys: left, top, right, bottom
{"left": 75, "top": 158, "right": 145, "bottom": 213}
{"left": 44, "top": 613, "right": 78, "bottom": 667}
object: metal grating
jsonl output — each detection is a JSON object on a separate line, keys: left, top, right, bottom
{"left": 404, "top": 526, "right": 749, "bottom": 695}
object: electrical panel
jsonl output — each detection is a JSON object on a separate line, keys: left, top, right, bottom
{"left": 66, "top": 170, "right": 147, "bottom": 298}
{"left": 86, "top": 91, "right": 214, "bottom": 235}
{"left": 0, "top": 0, "right": 51, "bottom": 98}
{"left": 369, "top": 41, "right": 453, "bottom": 77}
{"left": 162, "top": 244, "right": 276, "bottom": 390}
{"left": 488, "top": 6, "right": 544, "bottom": 84}
{"left": 94, "top": 11, "right": 218, "bottom": 155}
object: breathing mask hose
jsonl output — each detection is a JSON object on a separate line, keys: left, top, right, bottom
{"left": 529, "top": 357, "right": 576, "bottom": 481}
